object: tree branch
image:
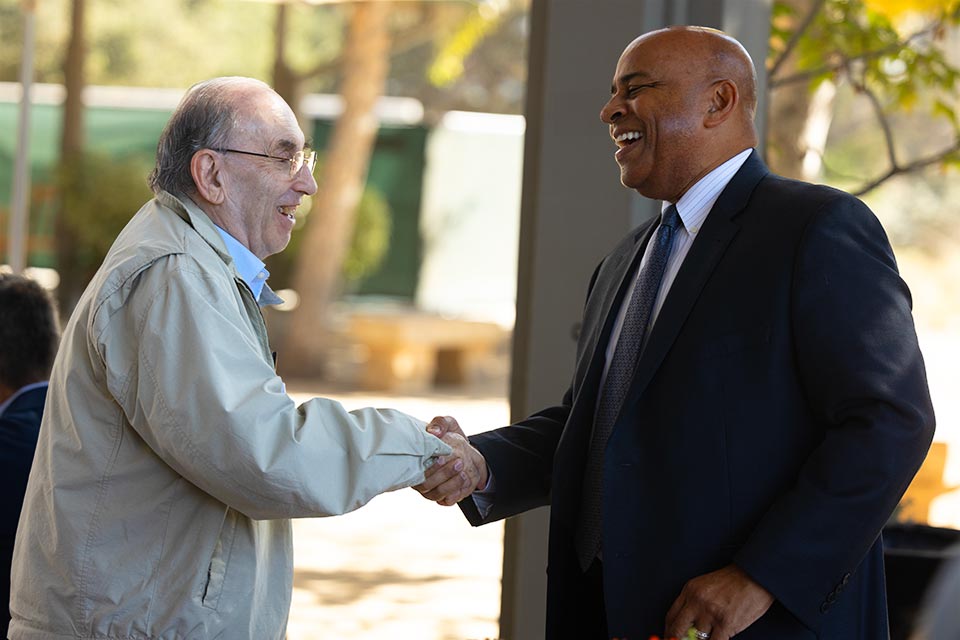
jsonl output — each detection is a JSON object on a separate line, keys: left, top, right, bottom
{"left": 852, "top": 140, "right": 960, "bottom": 196}
{"left": 768, "top": 0, "right": 828, "bottom": 80}
{"left": 771, "top": 19, "right": 943, "bottom": 88}
{"left": 850, "top": 69, "right": 899, "bottom": 173}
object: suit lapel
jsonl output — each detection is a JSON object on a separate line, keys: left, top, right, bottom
{"left": 574, "top": 219, "right": 657, "bottom": 400}
{"left": 621, "top": 151, "right": 770, "bottom": 409}
{"left": 554, "top": 217, "right": 657, "bottom": 505}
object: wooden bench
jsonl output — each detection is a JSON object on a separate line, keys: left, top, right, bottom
{"left": 331, "top": 305, "right": 509, "bottom": 392}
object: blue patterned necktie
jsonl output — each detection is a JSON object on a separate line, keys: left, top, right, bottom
{"left": 575, "top": 204, "right": 681, "bottom": 571}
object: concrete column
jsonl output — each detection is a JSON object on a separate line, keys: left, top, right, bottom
{"left": 502, "top": 1, "right": 772, "bottom": 638}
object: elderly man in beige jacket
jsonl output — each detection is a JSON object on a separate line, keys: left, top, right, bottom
{"left": 9, "top": 77, "right": 478, "bottom": 640}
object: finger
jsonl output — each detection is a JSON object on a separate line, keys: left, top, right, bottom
{"left": 419, "top": 459, "right": 468, "bottom": 500}
{"left": 426, "top": 416, "right": 457, "bottom": 438}
{"left": 664, "top": 606, "right": 702, "bottom": 640}
{"left": 691, "top": 625, "right": 718, "bottom": 640}
{"left": 437, "top": 456, "right": 486, "bottom": 505}
{"left": 422, "top": 455, "right": 451, "bottom": 479}
{"left": 437, "top": 475, "right": 476, "bottom": 506}
{"left": 416, "top": 457, "right": 464, "bottom": 494}
{"left": 664, "top": 592, "right": 687, "bottom": 634}
{"left": 422, "top": 464, "right": 473, "bottom": 503}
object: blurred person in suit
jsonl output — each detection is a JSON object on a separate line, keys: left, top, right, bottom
{"left": 416, "top": 25, "right": 935, "bottom": 640}
{"left": 0, "top": 273, "right": 59, "bottom": 638}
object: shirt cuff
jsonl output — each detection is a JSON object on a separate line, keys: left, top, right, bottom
{"left": 471, "top": 471, "right": 495, "bottom": 519}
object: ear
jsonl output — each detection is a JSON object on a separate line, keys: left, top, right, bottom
{"left": 190, "top": 149, "right": 226, "bottom": 205}
{"left": 704, "top": 79, "right": 738, "bottom": 128}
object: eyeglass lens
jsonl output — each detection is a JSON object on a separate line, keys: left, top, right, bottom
{"left": 292, "top": 150, "right": 317, "bottom": 178}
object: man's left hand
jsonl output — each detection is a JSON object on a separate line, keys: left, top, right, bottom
{"left": 663, "top": 564, "right": 774, "bottom": 640}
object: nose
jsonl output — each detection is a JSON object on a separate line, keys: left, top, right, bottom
{"left": 600, "top": 95, "right": 623, "bottom": 124}
{"left": 293, "top": 163, "right": 318, "bottom": 196}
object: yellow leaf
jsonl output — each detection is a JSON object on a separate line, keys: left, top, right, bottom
{"left": 863, "top": 0, "right": 957, "bottom": 19}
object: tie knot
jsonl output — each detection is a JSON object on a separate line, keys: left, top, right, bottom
{"left": 661, "top": 204, "right": 680, "bottom": 230}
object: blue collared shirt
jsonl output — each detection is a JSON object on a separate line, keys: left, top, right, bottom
{"left": 213, "top": 226, "right": 272, "bottom": 304}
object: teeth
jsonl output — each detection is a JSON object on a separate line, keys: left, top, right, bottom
{"left": 278, "top": 206, "right": 296, "bottom": 220}
{"left": 615, "top": 131, "right": 642, "bottom": 143}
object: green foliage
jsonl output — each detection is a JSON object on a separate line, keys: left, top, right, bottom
{"left": 429, "top": 5, "right": 505, "bottom": 87}
{"left": 770, "top": 0, "right": 960, "bottom": 196}
{"left": 773, "top": 0, "right": 960, "bottom": 108}
{"left": 342, "top": 187, "right": 391, "bottom": 283}
{"left": 0, "top": 1, "right": 70, "bottom": 82}
{"left": 57, "top": 150, "right": 153, "bottom": 267}
{"left": 0, "top": 0, "right": 344, "bottom": 88}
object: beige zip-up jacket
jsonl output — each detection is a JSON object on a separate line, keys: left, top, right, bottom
{"left": 10, "top": 192, "right": 450, "bottom": 640}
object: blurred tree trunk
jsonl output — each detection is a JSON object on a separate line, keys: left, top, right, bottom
{"left": 281, "top": 1, "right": 391, "bottom": 377}
{"left": 272, "top": 3, "right": 305, "bottom": 129}
{"left": 765, "top": 0, "right": 819, "bottom": 180}
{"left": 55, "top": 0, "right": 86, "bottom": 316}
{"left": 766, "top": 74, "right": 813, "bottom": 180}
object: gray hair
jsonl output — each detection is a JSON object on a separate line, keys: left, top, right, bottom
{"left": 148, "top": 77, "right": 270, "bottom": 196}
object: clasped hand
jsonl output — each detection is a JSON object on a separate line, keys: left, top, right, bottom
{"left": 414, "top": 416, "right": 488, "bottom": 506}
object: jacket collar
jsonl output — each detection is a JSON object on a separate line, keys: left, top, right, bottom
{"left": 156, "top": 191, "right": 284, "bottom": 307}
{"left": 157, "top": 190, "right": 232, "bottom": 263}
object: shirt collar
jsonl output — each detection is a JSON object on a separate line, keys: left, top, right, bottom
{"left": 0, "top": 381, "right": 49, "bottom": 418}
{"left": 213, "top": 226, "right": 271, "bottom": 303}
{"left": 663, "top": 147, "right": 754, "bottom": 234}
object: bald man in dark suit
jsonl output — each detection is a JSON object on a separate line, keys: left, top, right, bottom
{"left": 416, "top": 26, "right": 935, "bottom": 640}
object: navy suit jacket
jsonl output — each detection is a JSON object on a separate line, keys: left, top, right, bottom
{"left": 460, "top": 152, "right": 935, "bottom": 639}
{"left": 0, "top": 385, "right": 46, "bottom": 638}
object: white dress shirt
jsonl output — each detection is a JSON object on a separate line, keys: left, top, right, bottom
{"left": 600, "top": 147, "right": 753, "bottom": 386}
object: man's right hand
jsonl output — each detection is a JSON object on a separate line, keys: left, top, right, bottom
{"left": 415, "top": 416, "right": 488, "bottom": 506}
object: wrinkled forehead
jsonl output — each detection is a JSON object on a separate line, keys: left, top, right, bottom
{"left": 233, "top": 89, "right": 306, "bottom": 151}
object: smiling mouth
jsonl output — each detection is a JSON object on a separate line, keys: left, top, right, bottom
{"left": 277, "top": 205, "right": 297, "bottom": 222}
{"left": 614, "top": 130, "right": 643, "bottom": 148}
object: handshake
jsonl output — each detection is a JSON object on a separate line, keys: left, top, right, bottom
{"left": 414, "top": 416, "right": 488, "bottom": 507}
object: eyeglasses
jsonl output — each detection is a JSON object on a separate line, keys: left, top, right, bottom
{"left": 214, "top": 147, "right": 317, "bottom": 179}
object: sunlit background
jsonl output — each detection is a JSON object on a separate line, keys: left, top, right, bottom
{"left": 2, "top": 0, "right": 960, "bottom": 638}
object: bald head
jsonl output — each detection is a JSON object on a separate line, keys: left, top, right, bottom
{"left": 600, "top": 26, "right": 759, "bottom": 201}
{"left": 630, "top": 26, "right": 758, "bottom": 121}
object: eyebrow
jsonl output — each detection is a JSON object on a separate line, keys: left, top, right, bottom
{"left": 611, "top": 71, "right": 653, "bottom": 94}
{"left": 274, "top": 139, "right": 300, "bottom": 154}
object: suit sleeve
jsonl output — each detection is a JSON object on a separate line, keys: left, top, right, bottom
{"left": 460, "top": 393, "right": 573, "bottom": 525}
{"left": 460, "top": 260, "right": 608, "bottom": 526}
{"left": 734, "top": 195, "right": 935, "bottom": 630}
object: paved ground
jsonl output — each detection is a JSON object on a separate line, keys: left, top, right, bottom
{"left": 284, "top": 388, "right": 509, "bottom": 640}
